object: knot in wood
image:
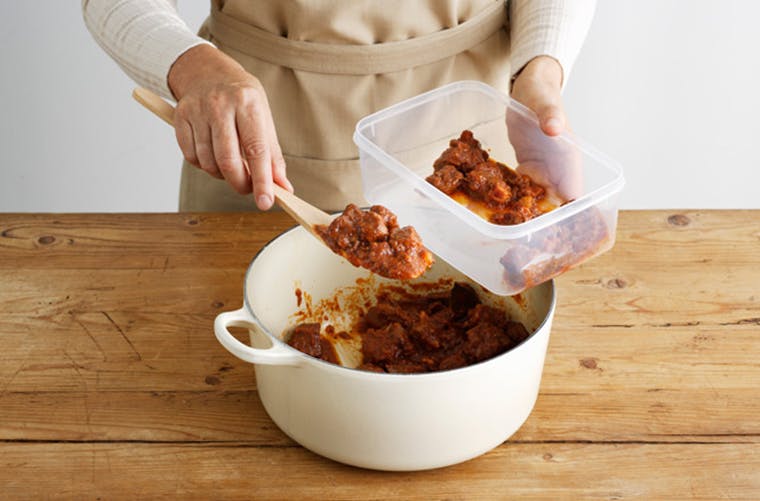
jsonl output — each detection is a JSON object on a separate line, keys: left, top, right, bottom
{"left": 606, "top": 278, "right": 627, "bottom": 289}
{"left": 580, "top": 358, "right": 598, "bottom": 369}
{"left": 667, "top": 214, "right": 690, "bottom": 226}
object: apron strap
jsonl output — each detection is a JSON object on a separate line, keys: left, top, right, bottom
{"left": 207, "top": 1, "right": 508, "bottom": 75}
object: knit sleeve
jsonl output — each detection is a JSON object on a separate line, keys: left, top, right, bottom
{"left": 82, "top": 0, "right": 213, "bottom": 100}
{"left": 509, "top": 0, "right": 596, "bottom": 87}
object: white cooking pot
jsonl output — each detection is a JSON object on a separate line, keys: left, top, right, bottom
{"left": 214, "top": 225, "right": 556, "bottom": 471}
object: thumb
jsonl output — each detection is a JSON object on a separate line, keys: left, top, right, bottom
{"left": 537, "top": 103, "right": 566, "bottom": 137}
{"left": 510, "top": 55, "right": 567, "bottom": 137}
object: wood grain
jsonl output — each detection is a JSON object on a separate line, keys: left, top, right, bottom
{"left": 0, "top": 212, "right": 293, "bottom": 269}
{"left": 1, "top": 443, "right": 758, "bottom": 500}
{"left": 1, "top": 210, "right": 759, "bottom": 498}
{"left": 1, "top": 388, "right": 758, "bottom": 444}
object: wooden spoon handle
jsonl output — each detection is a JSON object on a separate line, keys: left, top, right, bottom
{"left": 273, "top": 185, "right": 333, "bottom": 228}
{"left": 131, "top": 87, "right": 333, "bottom": 232}
{"left": 132, "top": 88, "right": 175, "bottom": 126}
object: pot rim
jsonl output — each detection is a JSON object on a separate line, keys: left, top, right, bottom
{"left": 242, "top": 224, "right": 557, "bottom": 379}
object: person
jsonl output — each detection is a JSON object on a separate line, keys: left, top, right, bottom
{"left": 83, "top": 0, "right": 595, "bottom": 212}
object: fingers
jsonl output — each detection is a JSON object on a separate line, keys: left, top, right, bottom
{"left": 268, "top": 127, "right": 293, "bottom": 193}
{"left": 193, "top": 124, "right": 223, "bottom": 179}
{"left": 175, "top": 101, "right": 223, "bottom": 179}
{"left": 211, "top": 111, "right": 251, "bottom": 194}
{"left": 174, "top": 80, "right": 291, "bottom": 209}
{"left": 174, "top": 119, "right": 200, "bottom": 169}
{"left": 512, "top": 82, "right": 565, "bottom": 137}
{"left": 237, "top": 96, "right": 274, "bottom": 210}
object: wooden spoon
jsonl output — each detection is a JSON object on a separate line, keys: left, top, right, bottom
{"left": 131, "top": 87, "right": 333, "bottom": 239}
{"left": 132, "top": 87, "right": 433, "bottom": 282}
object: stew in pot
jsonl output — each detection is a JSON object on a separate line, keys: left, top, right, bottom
{"left": 286, "top": 281, "right": 529, "bottom": 374}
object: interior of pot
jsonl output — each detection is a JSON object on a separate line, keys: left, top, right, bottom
{"left": 244, "top": 225, "right": 554, "bottom": 367}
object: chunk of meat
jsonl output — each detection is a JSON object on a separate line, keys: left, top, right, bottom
{"left": 427, "top": 164, "right": 464, "bottom": 194}
{"left": 463, "top": 322, "right": 510, "bottom": 361}
{"left": 466, "top": 162, "right": 512, "bottom": 204}
{"left": 433, "top": 130, "right": 488, "bottom": 173}
{"left": 363, "top": 302, "right": 415, "bottom": 329}
{"left": 426, "top": 130, "right": 553, "bottom": 226}
{"left": 505, "top": 321, "right": 530, "bottom": 345}
{"left": 499, "top": 206, "right": 610, "bottom": 289}
{"left": 358, "top": 210, "right": 389, "bottom": 242}
{"left": 448, "top": 282, "right": 480, "bottom": 319}
{"left": 316, "top": 204, "right": 434, "bottom": 280}
{"left": 361, "top": 322, "right": 411, "bottom": 365}
{"left": 287, "top": 323, "right": 339, "bottom": 364}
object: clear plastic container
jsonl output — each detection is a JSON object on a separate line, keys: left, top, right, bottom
{"left": 353, "top": 80, "right": 625, "bottom": 296}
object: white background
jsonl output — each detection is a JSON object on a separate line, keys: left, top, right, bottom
{"left": 1, "top": 1, "right": 758, "bottom": 212}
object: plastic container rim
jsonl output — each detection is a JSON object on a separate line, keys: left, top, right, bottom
{"left": 353, "top": 80, "right": 625, "bottom": 239}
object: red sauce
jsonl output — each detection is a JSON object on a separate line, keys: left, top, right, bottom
{"left": 426, "top": 130, "right": 556, "bottom": 225}
{"left": 316, "top": 204, "right": 434, "bottom": 280}
{"left": 427, "top": 130, "right": 609, "bottom": 290}
{"left": 295, "top": 288, "right": 303, "bottom": 307}
{"left": 286, "top": 282, "right": 529, "bottom": 374}
{"left": 500, "top": 206, "right": 609, "bottom": 289}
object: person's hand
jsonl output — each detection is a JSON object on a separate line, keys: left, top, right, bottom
{"left": 168, "top": 44, "right": 292, "bottom": 210}
{"left": 508, "top": 56, "right": 582, "bottom": 201}
{"left": 511, "top": 55, "right": 566, "bottom": 136}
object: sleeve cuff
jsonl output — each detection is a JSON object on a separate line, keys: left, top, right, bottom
{"left": 82, "top": 0, "right": 216, "bottom": 101}
{"left": 509, "top": 0, "right": 596, "bottom": 90}
{"left": 133, "top": 27, "right": 215, "bottom": 101}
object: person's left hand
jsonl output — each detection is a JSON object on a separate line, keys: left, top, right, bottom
{"left": 511, "top": 55, "right": 565, "bottom": 136}
{"left": 508, "top": 56, "right": 582, "bottom": 201}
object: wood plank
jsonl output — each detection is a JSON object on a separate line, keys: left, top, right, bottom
{"left": 1, "top": 388, "right": 758, "bottom": 444}
{"left": 542, "top": 325, "right": 760, "bottom": 392}
{"left": 0, "top": 212, "right": 293, "bottom": 269}
{"left": 3, "top": 318, "right": 756, "bottom": 442}
{"left": 0, "top": 443, "right": 758, "bottom": 500}
{"left": 612, "top": 210, "right": 760, "bottom": 265}
{"left": 2, "top": 258, "right": 759, "bottom": 320}
{"left": 1, "top": 210, "right": 758, "bottom": 269}
{"left": 0, "top": 315, "right": 758, "bottom": 393}
{"left": 0, "top": 391, "right": 290, "bottom": 444}
{"left": 553, "top": 264, "right": 760, "bottom": 329}
{"left": 0, "top": 312, "right": 258, "bottom": 392}
{"left": 0, "top": 269, "right": 248, "bottom": 316}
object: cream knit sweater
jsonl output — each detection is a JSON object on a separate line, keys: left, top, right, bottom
{"left": 82, "top": 0, "right": 595, "bottom": 100}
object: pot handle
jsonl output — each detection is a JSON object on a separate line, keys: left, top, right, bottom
{"left": 214, "top": 307, "right": 302, "bottom": 366}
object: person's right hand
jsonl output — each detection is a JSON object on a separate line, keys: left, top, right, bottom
{"left": 168, "top": 44, "right": 292, "bottom": 210}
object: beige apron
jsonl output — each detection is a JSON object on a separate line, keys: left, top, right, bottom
{"left": 179, "top": 0, "right": 511, "bottom": 212}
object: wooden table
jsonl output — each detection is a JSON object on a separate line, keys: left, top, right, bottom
{"left": 0, "top": 211, "right": 758, "bottom": 499}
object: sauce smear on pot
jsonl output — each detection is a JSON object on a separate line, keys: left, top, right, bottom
{"left": 316, "top": 204, "right": 434, "bottom": 280}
